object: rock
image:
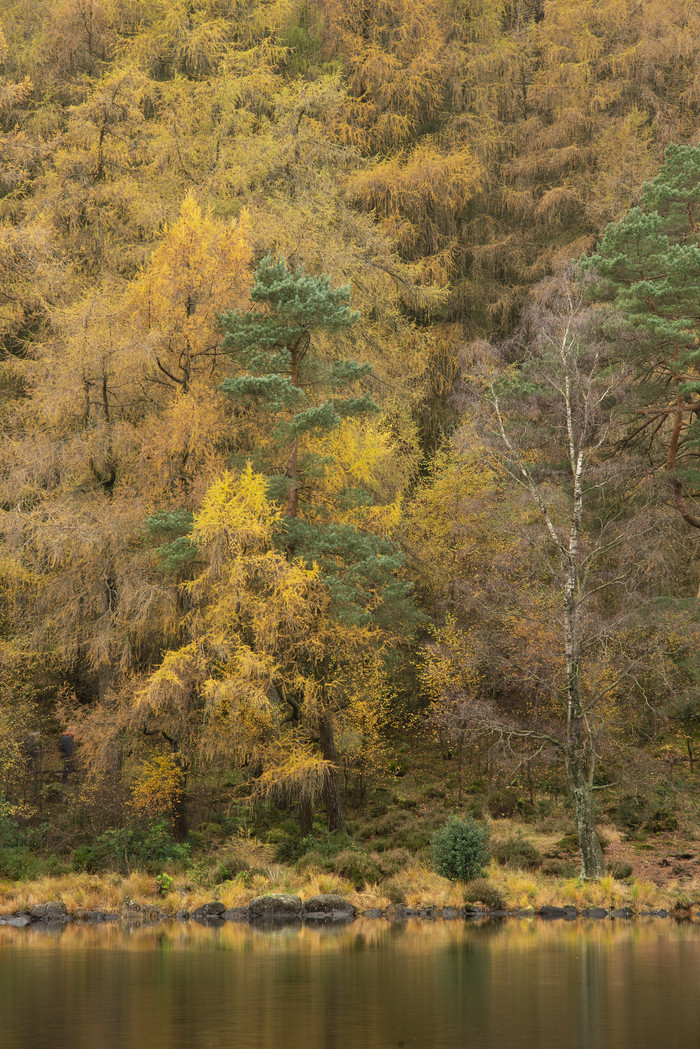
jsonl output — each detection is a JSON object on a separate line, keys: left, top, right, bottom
{"left": 641, "top": 909, "right": 670, "bottom": 918}
{"left": 30, "top": 902, "right": 69, "bottom": 923}
{"left": 304, "top": 911, "right": 355, "bottom": 925}
{"left": 197, "top": 916, "right": 225, "bottom": 928}
{"left": 582, "top": 908, "right": 608, "bottom": 919}
{"left": 515, "top": 907, "right": 536, "bottom": 918}
{"left": 302, "top": 894, "right": 356, "bottom": 917}
{"left": 249, "top": 894, "right": 302, "bottom": 920}
{"left": 539, "top": 906, "right": 579, "bottom": 921}
{"left": 441, "top": 907, "right": 461, "bottom": 920}
{"left": 175, "top": 910, "right": 191, "bottom": 922}
{"left": 192, "top": 902, "right": 226, "bottom": 921}
{"left": 611, "top": 907, "right": 635, "bottom": 919}
{"left": 0, "top": 914, "right": 32, "bottom": 927}
{"left": 489, "top": 909, "right": 509, "bottom": 919}
{"left": 361, "top": 908, "right": 386, "bottom": 919}
{"left": 221, "top": 908, "right": 250, "bottom": 923}
{"left": 121, "top": 901, "right": 168, "bottom": 924}
{"left": 73, "top": 910, "right": 119, "bottom": 924}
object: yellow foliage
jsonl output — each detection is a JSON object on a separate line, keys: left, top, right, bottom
{"left": 131, "top": 753, "right": 184, "bottom": 819}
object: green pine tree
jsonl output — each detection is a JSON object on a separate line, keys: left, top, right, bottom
{"left": 585, "top": 144, "right": 700, "bottom": 530}
{"left": 216, "top": 255, "right": 421, "bottom": 830}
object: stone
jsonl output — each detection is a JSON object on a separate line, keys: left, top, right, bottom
{"left": 441, "top": 907, "right": 461, "bottom": 920}
{"left": 539, "top": 906, "right": 579, "bottom": 920}
{"left": 611, "top": 907, "right": 635, "bottom": 919}
{"left": 582, "top": 908, "right": 608, "bottom": 919}
{"left": 361, "top": 908, "right": 386, "bottom": 919}
{"left": 221, "top": 908, "right": 250, "bottom": 923}
{"left": 175, "top": 910, "right": 191, "bottom": 922}
{"left": 192, "top": 902, "right": 226, "bottom": 921}
{"left": 302, "top": 894, "right": 356, "bottom": 917}
{"left": 249, "top": 894, "right": 302, "bottom": 920}
{"left": 0, "top": 914, "right": 32, "bottom": 927}
{"left": 30, "top": 902, "right": 69, "bottom": 922}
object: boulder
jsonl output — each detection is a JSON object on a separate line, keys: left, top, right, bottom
{"left": 73, "top": 910, "right": 119, "bottom": 924}
{"left": 582, "top": 908, "right": 608, "bottom": 919}
{"left": 0, "top": 914, "right": 32, "bottom": 927}
{"left": 249, "top": 894, "right": 302, "bottom": 920}
{"left": 611, "top": 907, "right": 635, "bottom": 920}
{"left": 361, "top": 908, "right": 386, "bottom": 919}
{"left": 192, "top": 902, "right": 226, "bottom": 921}
{"left": 222, "top": 908, "right": 250, "bottom": 923}
{"left": 440, "top": 907, "right": 462, "bottom": 920}
{"left": 539, "top": 905, "right": 579, "bottom": 921}
{"left": 30, "top": 902, "right": 69, "bottom": 923}
{"left": 302, "top": 895, "right": 356, "bottom": 918}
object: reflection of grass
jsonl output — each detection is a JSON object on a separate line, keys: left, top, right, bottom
{"left": 1, "top": 915, "right": 698, "bottom": 957}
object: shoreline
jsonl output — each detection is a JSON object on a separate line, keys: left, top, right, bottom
{"left": 1, "top": 892, "right": 699, "bottom": 929}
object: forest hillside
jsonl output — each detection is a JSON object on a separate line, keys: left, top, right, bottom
{"left": 0, "top": 0, "right": 698, "bottom": 908}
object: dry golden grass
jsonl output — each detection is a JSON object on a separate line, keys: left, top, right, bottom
{"left": 0, "top": 862, "right": 697, "bottom": 918}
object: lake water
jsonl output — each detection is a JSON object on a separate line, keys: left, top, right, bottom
{"left": 1, "top": 919, "right": 699, "bottom": 1049}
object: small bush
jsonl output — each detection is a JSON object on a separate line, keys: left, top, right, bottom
{"left": 0, "top": 846, "right": 68, "bottom": 880}
{"left": 645, "top": 808, "right": 678, "bottom": 833}
{"left": 332, "top": 849, "right": 382, "bottom": 886}
{"left": 486, "top": 789, "right": 520, "bottom": 818}
{"left": 463, "top": 879, "right": 505, "bottom": 910}
{"left": 552, "top": 832, "right": 580, "bottom": 856}
{"left": 384, "top": 882, "right": 407, "bottom": 906}
{"left": 493, "top": 834, "right": 542, "bottom": 870}
{"left": 608, "top": 861, "right": 633, "bottom": 880}
{"left": 377, "top": 848, "right": 412, "bottom": 877}
{"left": 214, "top": 852, "right": 251, "bottom": 883}
{"left": 430, "top": 816, "right": 490, "bottom": 883}
{"left": 613, "top": 796, "right": 646, "bottom": 831}
{"left": 71, "top": 822, "right": 190, "bottom": 874}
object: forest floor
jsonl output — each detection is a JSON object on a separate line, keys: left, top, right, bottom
{"left": 2, "top": 737, "right": 699, "bottom": 919}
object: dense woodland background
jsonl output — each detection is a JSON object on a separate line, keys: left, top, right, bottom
{"left": 0, "top": 0, "right": 698, "bottom": 882}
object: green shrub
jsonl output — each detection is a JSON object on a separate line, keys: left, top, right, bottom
{"left": 645, "top": 809, "right": 678, "bottom": 834}
{"left": 71, "top": 822, "right": 190, "bottom": 874}
{"left": 613, "top": 795, "right": 646, "bottom": 831}
{"left": 486, "top": 788, "right": 520, "bottom": 818}
{"left": 214, "top": 851, "right": 251, "bottom": 883}
{"left": 430, "top": 816, "right": 490, "bottom": 882}
{"left": 493, "top": 834, "right": 542, "bottom": 870}
{"left": 486, "top": 789, "right": 533, "bottom": 818}
{"left": 332, "top": 848, "right": 382, "bottom": 886}
{"left": 377, "top": 847, "right": 412, "bottom": 877}
{"left": 384, "top": 881, "right": 407, "bottom": 906}
{"left": 553, "top": 832, "right": 580, "bottom": 856}
{"left": 0, "top": 846, "right": 68, "bottom": 880}
{"left": 463, "top": 879, "right": 505, "bottom": 910}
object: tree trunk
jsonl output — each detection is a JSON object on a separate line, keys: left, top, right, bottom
{"left": 566, "top": 734, "right": 605, "bottom": 880}
{"left": 299, "top": 796, "right": 313, "bottom": 836}
{"left": 318, "top": 711, "right": 345, "bottom": 833}
{"left": 172, "top": 757, "right": 189, "bottom": 841}
{"left": 564, "top": 481, "right": 605, "bottom": 881}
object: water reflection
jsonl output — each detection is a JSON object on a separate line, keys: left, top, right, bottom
{"left": 1, "top": 920, "right": 699, "bottom": 1049}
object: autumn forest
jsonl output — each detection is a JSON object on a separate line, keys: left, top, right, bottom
{"left": 0, "top": 0, "right": 699, "bottom": 905}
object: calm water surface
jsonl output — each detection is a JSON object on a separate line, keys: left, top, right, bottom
{"left": 1, "top": 919, "right": 699, "bottom": 1049}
